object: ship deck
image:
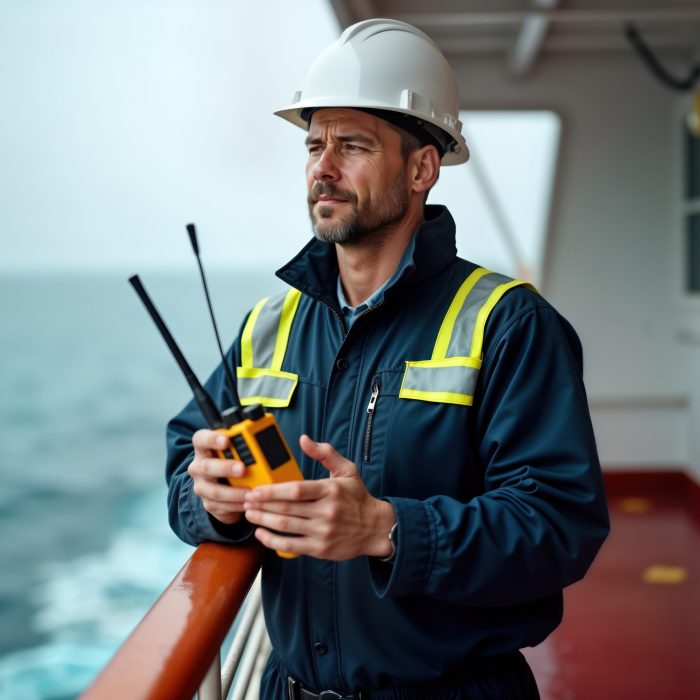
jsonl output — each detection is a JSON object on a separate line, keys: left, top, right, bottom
{"left": 524, "top": 472, "right": 700, "bottom": 699}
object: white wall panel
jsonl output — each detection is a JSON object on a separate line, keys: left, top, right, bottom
{"left": 450, "top": 52, "right": 695, "bottom": 474}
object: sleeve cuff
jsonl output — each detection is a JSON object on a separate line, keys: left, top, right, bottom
{"left": 188, "top": 478, "right": 255, "bottom": 544}
{"left": 209, "top": 514, "right": 256, "bottom": 543}
{"left": 368, "top": 496, "right": 438, "bottom": 598}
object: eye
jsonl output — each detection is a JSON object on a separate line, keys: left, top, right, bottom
{"left": 343, "top": 143, "right": 365, "bottom": 153}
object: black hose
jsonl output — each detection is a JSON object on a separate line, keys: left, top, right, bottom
{"left": 624, "top": 24, "right": 700, "bottom": 92}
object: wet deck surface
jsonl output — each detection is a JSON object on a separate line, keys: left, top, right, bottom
{"left": 523, "top": 473, "right": 700, "bottom": 700}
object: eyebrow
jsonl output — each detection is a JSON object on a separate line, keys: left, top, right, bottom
{"left": 304, "top": 133, "right": 377, "bottom": 147}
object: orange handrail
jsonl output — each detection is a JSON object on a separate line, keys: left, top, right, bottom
{"left": 81, "top": 541, "right": 264, "bottom": 700}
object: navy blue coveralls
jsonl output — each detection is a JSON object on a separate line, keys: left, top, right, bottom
{"left": 166, "top": 205, "right": 610, "bottom": 698}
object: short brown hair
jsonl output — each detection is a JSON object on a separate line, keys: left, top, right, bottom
{"left": 387, "top": 124, "right": 440, "bottom": 203}
{"left": 396, "top": 128, "right": 424, "bottom": 159}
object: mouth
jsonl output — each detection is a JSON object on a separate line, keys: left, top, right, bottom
{"left": 309, "top": 185, "right": 356, "bottom": 208}
{"left": 315, "top": 195, "right": 348, "bottom": 205}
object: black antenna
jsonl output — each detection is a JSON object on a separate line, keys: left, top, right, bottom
{"left": 128, "top": 275, "right": 226, "bottom": 429}
{"left": 186, "top": 223, "right": 242, "bottom": 408}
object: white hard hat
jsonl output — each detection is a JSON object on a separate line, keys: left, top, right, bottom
{"left": 275, "top": 18, "right": 469, "bottom": 165}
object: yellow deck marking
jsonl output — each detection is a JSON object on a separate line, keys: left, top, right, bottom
{"left": 642, "top": 566, "right": 688, "bottom": 585}
{"left": 618, "top": 497, "right": 653, "bottom": 513}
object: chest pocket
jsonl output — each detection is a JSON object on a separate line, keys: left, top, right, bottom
{"left": 399, "top": 268, "right": 536, "bottom": 406}
{"left": 236, "top": 288, "right": 302, "bottom": 408}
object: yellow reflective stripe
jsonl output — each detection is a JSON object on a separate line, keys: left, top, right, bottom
{"left": 240, "top": 395, "right": 294, "bottom": 408}
{"left": 432, "top": 267, "right": 490, "bottom": 360}
{"left": 402, "top": 357, "right": 482, "bottom": 369}
{"left": 237, "top": 367, "right": 298, "bottom": 378}
{"left": 398, "top": 357, "right": 481, "bottom": 406}
{"left": 398, "top": 388, "right": 474, "bottom": 406}
{"left": 236, "top": 367, "right": 299, "bottom": 408}
{"left": 402, "top": 273, "right": 538, "bottom": 406}
{"left": 271, "top": 289, "right": 302, "bottom": 372}
{"left": 470, "top": 280, "right": 536, "bottom": 358}
{"left": 241, "top": 296, "right": 269, "bottom": 369}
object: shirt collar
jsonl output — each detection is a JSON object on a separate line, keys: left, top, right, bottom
{"left": 276, "top": 205, "right": 458, "bottom": 311}
{"left": 336, "top": 237, "right": 416, "bottom": 327}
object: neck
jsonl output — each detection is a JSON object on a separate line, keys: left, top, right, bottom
{"left": 336, "top": 206, "right": 423, "bottom": 307}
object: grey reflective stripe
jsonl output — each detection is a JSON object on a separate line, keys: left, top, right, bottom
{"left": 445, "top": 272, "right": 512, "bottom": 358}
{"left": 250, "top": 292, "right": 287, "bottom": 368}
{"left": 238, "top": 374, "right": 296, "bottom": 402}
{"left": 403, "top": 363, "right": 480, "bottom": 398}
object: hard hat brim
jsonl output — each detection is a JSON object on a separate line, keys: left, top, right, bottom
{"left": 275, "top": 98, "right": 469, "bottom": 165}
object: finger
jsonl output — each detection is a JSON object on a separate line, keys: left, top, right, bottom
{"left": 244, "top": 479, "right": 326, "bottom": 503}
{"left": 189, "top": 457, "right": 245, "bottom": 480}
{"left": 193, "top": 429, "right": 230, "bottom": 452}
{"left": 193, "top": 479, "right": 250, "bottom": 504}
{"left": 253, "top": 527, "right": 309, "bottom": 556}
{"left": 299, "top": 434, "right": 359, "bottom": 478}
{"left": 243, "top": 499, "right": 324, "bottom": 518}
{"left": 244, "top": 508, "right": 315, "bottom": 536}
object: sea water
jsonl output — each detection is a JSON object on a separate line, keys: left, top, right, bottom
{"left": 0, "top": 269, "right": 285, "bottom": 699}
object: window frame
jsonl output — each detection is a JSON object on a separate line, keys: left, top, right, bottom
{"left": 675, "top": 98, "right": 700, "bottom": 307}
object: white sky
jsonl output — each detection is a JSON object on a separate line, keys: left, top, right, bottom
{"left": 435, "top": 110, "right": 559, "bottom": 282}
{"left": 0, "top": 1, "right": 559, "bottom": 279}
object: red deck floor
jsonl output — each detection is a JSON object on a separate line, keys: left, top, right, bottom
{"left": 523, "top": 472, "right": 700, "bottom": 700}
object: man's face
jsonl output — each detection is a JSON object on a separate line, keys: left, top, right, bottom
{"left": 305, "top": 108, "right": 409, "bottom": 245}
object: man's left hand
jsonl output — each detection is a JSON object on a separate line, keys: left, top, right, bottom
{"left": 243, "top": 434, "right": 396, "bottom": 560}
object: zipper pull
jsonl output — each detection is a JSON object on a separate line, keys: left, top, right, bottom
{"left": 367, "top": 380, "right": 380, "bottom": 413}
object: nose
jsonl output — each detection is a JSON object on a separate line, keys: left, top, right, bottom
{"left": 311, "top": 146, "right": 340, "bottom": 182}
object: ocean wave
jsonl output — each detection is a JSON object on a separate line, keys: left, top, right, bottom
{"left": 0, "top": 490, "right": 191, "bottom": 699}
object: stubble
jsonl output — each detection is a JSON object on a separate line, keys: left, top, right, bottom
{"left": 307, "top": 168, "right": 409, "bottom": 247}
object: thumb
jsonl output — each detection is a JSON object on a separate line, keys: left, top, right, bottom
{"left": 299, "top": 434, "right": 359, "bottom": 478}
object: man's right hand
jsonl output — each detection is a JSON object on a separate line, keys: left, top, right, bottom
{"left": 188, "top": 429, "right": 250, "bottom": 525}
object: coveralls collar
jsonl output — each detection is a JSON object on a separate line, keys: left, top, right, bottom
{"left": 336, "top": 235, "right": 416, "bottom": 328}
{"left": 275, "top": 204, "right": 458, "bottom": 311}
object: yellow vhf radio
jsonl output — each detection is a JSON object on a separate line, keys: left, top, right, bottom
{"left": 216, "top": 403, "right": 304, "bottom": 490}
{"left": 129, "top": 223, "right": 303, "bottom": 558}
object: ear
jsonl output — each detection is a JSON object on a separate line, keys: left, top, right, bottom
{"left": 409, "top": 145, "right": 440, "bottom": 196}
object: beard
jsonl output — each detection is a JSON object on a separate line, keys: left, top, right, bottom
{"left": 307, "top": 168, "right": 409, "bottom": 246}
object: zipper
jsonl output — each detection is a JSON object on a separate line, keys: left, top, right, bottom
{"left": 319, "top": 298, "right": 347, "bottom": 337}
{"left": 363, "top": 379, "right": 380, "bottom": 463}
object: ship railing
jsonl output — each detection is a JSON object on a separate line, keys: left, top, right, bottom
{"left": 81, "top": 541, "right": 267, "bottom": 700}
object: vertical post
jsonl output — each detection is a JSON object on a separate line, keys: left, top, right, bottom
{"left": 197, "top": 651, "right": 222, "bottom": 700}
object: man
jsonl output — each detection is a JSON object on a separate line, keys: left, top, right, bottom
{"left": 166, "top": 19, "right": 609, "bottom": 699}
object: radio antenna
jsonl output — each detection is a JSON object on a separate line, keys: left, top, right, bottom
{"left": 128, "top": 275, "right": 226, "bottom": 429}
{"left": 186, "top": 223, "right": 241, "bottom": 408}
